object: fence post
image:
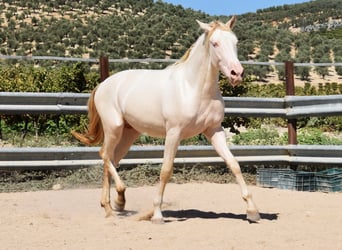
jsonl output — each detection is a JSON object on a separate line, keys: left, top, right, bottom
{"left": 99, "top": 56, "right": 109, "bottom": 82}
{"left": 0, "top": 116, "right": 2, "bottom": 140}
{"left": 285, "top": 61, "right": 297, "bottom": 145}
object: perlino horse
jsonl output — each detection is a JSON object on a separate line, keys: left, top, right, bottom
{"left": 73, "top": 16, "right": 260, "bottom": 223}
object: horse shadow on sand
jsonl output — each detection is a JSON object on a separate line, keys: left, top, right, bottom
{"left": 162, "top": 209, "right": 278, "bottom": 223}
{"left": 118, "top": 209, "right": 278, "bottom": 223}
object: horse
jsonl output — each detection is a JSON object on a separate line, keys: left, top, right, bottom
{"left": 72, "top": 16, "right": 260, "bottom": 223}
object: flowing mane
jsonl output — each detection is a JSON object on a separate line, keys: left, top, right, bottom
{"left": 172, "top": 45, "right": 194, "bottom": 66}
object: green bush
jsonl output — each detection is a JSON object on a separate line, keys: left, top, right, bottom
{"left": 0, "top": 62, "right": 97, "bottom": 93}
{"left": 296, "top": 128, "right": 342, "bottom": 145}
{"left": 0, "top": 62, "right": 99, "bottom": 138}
{"left": 306, "top": 116, "right": 342, "bottom": 132}
{"left": 232, "top": 127, "right": 286, "bottom": 145}
{"left": 232, "top": 127, "right": 342, "bottom": 145}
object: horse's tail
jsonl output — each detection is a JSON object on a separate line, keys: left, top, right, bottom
{"left": 72, "top": 86, "right": 104, "bottom": 145}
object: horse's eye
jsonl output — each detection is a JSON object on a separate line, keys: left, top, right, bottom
{"left": 212, "top": 42, "right": 219, "bottom": 48}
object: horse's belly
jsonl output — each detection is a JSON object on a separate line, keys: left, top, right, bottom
{"left": 116, "top": 73, "right": 167, "bottom": 137}
{"left": 123, "top": 108, "right": 166, "bottom": 138}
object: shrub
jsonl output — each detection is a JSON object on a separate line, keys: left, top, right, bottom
{"left": 296, "top": 128, "right": 342, "bottom": 145}
{"left": 232, "top": 127, "right": 286, "bottom": 145}
{"left": 232, "top": 127, "right": 342, "bottom": 145}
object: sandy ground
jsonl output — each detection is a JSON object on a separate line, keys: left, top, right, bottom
{"left": 0, "top": 183, "right": 341, "bottom": 250}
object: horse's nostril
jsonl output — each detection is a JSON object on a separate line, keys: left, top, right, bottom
{"left": 231, "top": 70, "right": 237, "bottom": 76}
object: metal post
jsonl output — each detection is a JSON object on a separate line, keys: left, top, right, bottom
{"left": 285, "top": 61, "right": 297, "bottom": 145}
{"left": 0, "top": 116, "right": 2, "bottom": 140}
{"left": 99, "top": 56, "right": 109, "bottom": 82}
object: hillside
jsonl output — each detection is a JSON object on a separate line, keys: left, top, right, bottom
{"left": 0, "top": 0, "right": 341, "bottom": 81}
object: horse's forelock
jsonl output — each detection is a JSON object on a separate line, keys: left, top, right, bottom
{"left": 204, "top": 21, "right": 232, "bottom": 48}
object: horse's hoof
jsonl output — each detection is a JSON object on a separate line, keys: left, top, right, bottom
{"left": 101, "top": 203, "right": 115, "bottom": 217}
{"left": 105, "top": 210, "right": 114, "bottom": 218}
{"left": 247, "top": 209, "right": 261, "bottom": 222}
{"left": 137, "top": 210, "right": 154, "bottom": 221}
{"left": 114, "top": 201, "right": 125, "bottom": 212}
{"left": 151, "top": 216, "right": 165, "bottom": 224}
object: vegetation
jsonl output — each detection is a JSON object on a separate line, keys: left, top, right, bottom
{"left": 0, "top": 163, "right": 251, "bottom": 192}
{"left": 0, "top": 0, "right": 341, "bottom": 78}
{"left": 232, "top": 127, "right": 342, "bottom": 146}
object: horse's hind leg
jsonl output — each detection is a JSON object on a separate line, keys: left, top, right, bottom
{"left": 204, "top": 127, "right": 260, "bottom": 222}
{"left": 100, "top": 148, "right": 115, "bottom": 217}
{"left": 111, "top": 127, "right": 140, "bottom": 211}
{"left": 99, "top": 120, "right": 125, "bottom": 217}
{"left": 100, "top": 125, "right": 140, "bottom": 216}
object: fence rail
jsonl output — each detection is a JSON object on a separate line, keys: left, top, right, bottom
{"left": 0, "top": 92, "right": 88, "bottom": 114}
{"left": 224, "top": 95, "right": 342, "bottom": 118}
{"left": 0, "top": 92, "right": 342, "bottom": 170}
{"left": 1, "top": 54, "right": 342, "bottom": 67}
{"left": 1, "top": 92, "right": 342, "bottom": 118}
{"left": 1, "top": 145, "right": 342, "bottom": 170}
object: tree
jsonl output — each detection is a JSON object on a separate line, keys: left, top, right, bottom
{"left": 295, "top": 44, "right": 311, "bottom": 80}
{"left": 315, "top": 57, "right": 330, "bottom": 79}
{"left": 313, "top": 45, "right": 331, "bottom": 79}
{"left": 275, "top": 50, "right": 292, "bottom": 80}
{"left": 335, "top": 56, "right": 342, "bottom": 77}
{"left": 7, "top": 35, "right": 19, "bottom": 52}
{"left": 254, "top": 53, "right": 271, "bottom": 81}
{"left": 31, "top": 16, "right": 39, "bottom": 26}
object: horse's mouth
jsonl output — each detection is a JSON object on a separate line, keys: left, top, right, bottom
{"left": 230, "top": 77, "right": 242, "bottom": 87}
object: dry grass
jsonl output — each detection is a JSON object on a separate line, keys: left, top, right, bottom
{"left": 0, "top": 163, "right": 257, "bottom": 193}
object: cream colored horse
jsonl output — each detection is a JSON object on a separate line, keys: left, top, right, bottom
{"left": 73, "top": 16, "right": 260, "bottom": 223}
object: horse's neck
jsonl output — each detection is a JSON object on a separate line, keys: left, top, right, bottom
{"left": 178, "top": 35, "right": 220, "bottom": 97}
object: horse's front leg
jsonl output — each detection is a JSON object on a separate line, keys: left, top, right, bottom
{"left": 151, "top": 129, "right": 181, "bottom": 224}
{"left": 204, "top": 127, "right": 260, "bottom": 222}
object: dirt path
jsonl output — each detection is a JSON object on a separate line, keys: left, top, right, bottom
{"left": 0, "top": 183, "right": 341, "bottom": 250}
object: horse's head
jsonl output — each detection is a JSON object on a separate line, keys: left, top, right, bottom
{"left": 197, "top": 16, "right": 244, "bottom": 87}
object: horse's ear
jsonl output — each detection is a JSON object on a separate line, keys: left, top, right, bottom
{"left": 226, "top": 15, "right": 237, "bottom": 29}
{"left": 196, "top": 20, "right": 212, "bottom": 32}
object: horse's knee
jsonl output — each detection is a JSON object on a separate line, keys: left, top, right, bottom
{"left": 241, "top": 190, "right": 252, "bottom": 202}
{"left": 227, "top": 159, "right": 242, "bottom": 175}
